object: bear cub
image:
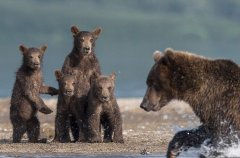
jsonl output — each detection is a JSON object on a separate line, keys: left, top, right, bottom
{"left": 10, "top": 44, "right": 58, "bottom": 143}
{"left": 54, "top": 70, "right": 81, "bottom": 142}
{"left": 87, "top": 73, "right": 124, "bottom": 143}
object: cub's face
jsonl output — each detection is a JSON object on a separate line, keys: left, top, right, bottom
{"left": 71, "top": 25, "right": 102, "bottom": 56}
{"left": 140, "top": 51, "right": 174, "bottom": 112}
{"left": 55, "top": 71, "right": 76, "bottom": 97}
{"left": 93, "top": 73, "right": 116, "bottom": 103}
{"left": 19, "top": 45, "right": 47, "bottom": 70}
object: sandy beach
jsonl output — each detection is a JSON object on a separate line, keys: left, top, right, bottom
{"left": 0, "top": 98, "right": 199, "bottom": 157}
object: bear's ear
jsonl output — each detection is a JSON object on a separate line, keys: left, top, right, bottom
{"left": 162, "top": 48, "right": 175, "bottom": 66}
{"left": 110, "top": 72, "right": 116, "bottom": 81}
{"left": 55, "top": 70, "right": 62, "bottom": 81}
{"left": 40, "top": 45, "right": 47, "bottom": 54}
{"left": 71, "top": 25, "right": 80, "bottom": 36}
{"left": 19, "top": 44, "right": 28, "bottom": 55}
{"left": 164, "top": 47, "right": 175, "bottom": 54}
{"left": 92, "top": 27, "right": 102, "bottom": 38}
{"left": 153, "top": 50, "right": 163, "bottom": 63}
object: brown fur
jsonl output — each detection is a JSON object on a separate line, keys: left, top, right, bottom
{"left": 140, "top": 48, "right": 240, "bottom": 157}
{"left": 55, "top": 25, "right": 102, "bottom": 142}
{"left": 53, "top": 70, "right": 81, "bottom": 142}
{"left": 87, "top": 73, "right": 124, "bottom": 143}
{"left": 62, "top": 25, "right": 102, "bottom": 75}
{"left": 10, "top": 45, "right": 58, "bottom": 143}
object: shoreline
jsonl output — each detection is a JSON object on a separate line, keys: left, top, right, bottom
{"left": 0, "top": 98, "right": 199, "bottom": 156}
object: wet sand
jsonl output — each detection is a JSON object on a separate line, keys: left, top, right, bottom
{"left": 0, "top": 98, "right": 199, "bottom": 157}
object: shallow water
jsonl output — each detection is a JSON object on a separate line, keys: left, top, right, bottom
{"left": 2, "top": 147, "right": 240, "bottom": 158}
{"left": 176, "top": 143, "right": 240, "bottom": 158}
{"left": 0, "top": 154, "right": 164, "bottom": 158}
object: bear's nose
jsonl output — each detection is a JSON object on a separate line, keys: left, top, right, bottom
{"left": 140, "top": 102, "right": 147, "bottom": 109}
{"left": 64, "top": 89, "right": 73, "bottom": 96}
{"left": 33, "top": 62, "right": 40, "bottom": 68}
{"left": 67, "top": 90, "right": 72, "bottom": 93}
{"left": 140, "top": 103, "right": 145, "bottom": 109}
{"left": 102, "top": 96, "right": 109, "bottom": 101}
{"left": 85, "top": 47, "right": 90, "bottom": 51}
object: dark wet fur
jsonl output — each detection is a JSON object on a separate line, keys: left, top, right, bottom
{"left": 87, "top": 74, "right": 124, "bottom": 143}
{"left": 10, "top": 45, "right": 58, "bottom": 143}
{"left": 54, "top": 26, "right": 101, "bottom": 142}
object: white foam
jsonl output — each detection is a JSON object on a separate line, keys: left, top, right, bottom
{"left": 222, "top": 144, "right": 240, "bottom": 157}
{"left": 177, "top": 140, "right": 240, "bottom": 158}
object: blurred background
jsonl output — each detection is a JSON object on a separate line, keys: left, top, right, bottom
{"left": 0, "top": 0, "right": 240, "bottom": 98}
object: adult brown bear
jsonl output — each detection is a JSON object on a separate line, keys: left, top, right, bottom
{"left": 140, "top": 48, "right": 240, "bottom": 157}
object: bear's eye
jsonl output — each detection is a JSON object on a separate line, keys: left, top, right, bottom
{"left": 80, "top": 38, "right": 84, "bottom": 42}
{"left": 152, "top": 83, "right": 160, "bottom": 91}
{"left": 90, "top": 39, "right": 94, "bottom": 43}
{"left": 38, "top": 55, "right": 41, "bottom": 59}
{"left": 72, "top": 82, "right": 76, "bottom": 85}
{"left": 28, "top": 55, "right": 33, "bottom": 59}
{"left": 108, "top": 87, "right": 112, "bottom": 91}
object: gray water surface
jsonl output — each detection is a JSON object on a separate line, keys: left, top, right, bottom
{"left": 0, "top": 154, "right": 164, "bottom": 158}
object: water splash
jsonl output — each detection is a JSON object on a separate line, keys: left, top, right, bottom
{"left": 177, "top": 137, "right": 240, "bottom": 157}
{"left": 223, "top": 144, "right": 240, "bottom": 157}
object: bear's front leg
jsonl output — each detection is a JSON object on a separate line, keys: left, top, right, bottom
{"left": 30, "top": 97, "right": 52, "bottom": 114}
{"left": 167, "top": 125, "right": 210, "bottom": 158}
{"left": 19, "top": 78, "right": 53, "bottom": 114}
{"left": 69, "top": 115, "right": 79, "bottom": 142}
{"left": 88, "top": 112, "right": 102, "bottom": 143}
{"left": 40, "top": 85, "right": 58, "bottom": 96}
{"left": 112, "top": 106, "right": 124, "bottom": 143}
{"left": 77, "top": 118, "right": 88, "bottom": 142}
{"left": 54, "top": 112, "right": 71, "bottom": 143}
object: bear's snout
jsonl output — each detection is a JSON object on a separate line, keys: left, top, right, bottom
{"left": 83, "top": 47, "right": 91, "bottom": 55}
{"left": 64, "top": 89, "right": 74, "bottom": 96}
{"left": 140, "top": 101, "right": 151, "bottom": 112}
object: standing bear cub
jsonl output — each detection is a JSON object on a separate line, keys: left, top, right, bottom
{"left": 87, "top": 73, "right": 124, "bottom": 143}
{"left": 54, "top": 70, "right": 80, "bottom": 142}
{"left": 140, "top": 48, "right": 240, "bottom": 157}
{"left": 10, "top": 45, "right": 58, "bottom": 143}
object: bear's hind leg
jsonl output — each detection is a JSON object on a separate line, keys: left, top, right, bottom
{"left": 27, "top": 116, "right": 40, "bottom": 143}
{"left": 12, "top": 122, "right": 27, "bottom": 143}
